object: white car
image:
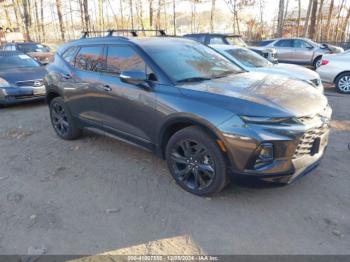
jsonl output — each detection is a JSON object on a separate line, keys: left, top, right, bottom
{"left": 316, "top": 50, "right": 350, "bottom": 94}
{"left": 211, "top": 44, "right": 323, "bottom": 93}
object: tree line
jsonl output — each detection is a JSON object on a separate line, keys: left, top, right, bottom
{"left": 1, "top": 0, "right": 349, "bottom": 43}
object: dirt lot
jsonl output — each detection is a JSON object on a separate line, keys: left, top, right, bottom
{"left": 0, "top": 87, "right": 349, "bottom": 256}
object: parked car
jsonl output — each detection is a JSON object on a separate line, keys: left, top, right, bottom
{"left": 0, "top": 51, "right": 47, "bottom": 105}
{"left": 211, "top": 44, "right": 323, "bottom": 92}
{"left": 317, "top": 49, "right": 350, "bottom": 94}
{"left": 1, "top": 42, "right": 53, "bottom": 65}
{"left": 184, "top": 33, "right": 278, "bottom": 63}
{"left": 45, "top": 35, "right": 331, "bottom": 196}
{"left": 257, "top": 38, "right": 344, "bottom": 69}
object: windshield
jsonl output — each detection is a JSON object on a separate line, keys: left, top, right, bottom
{"left": 17, "top": 44, "right": 50, "bottom": 53}
{"left": 225, "top": 36, "right": 247, "bottom": 47}
{"left": 0, "top": 54, "right": 40, "bottom": 70}
{"left": 226, "top": 48, "right": 271, "bottom": 68}
{"left": 143, "top": 41, "right": 243, "bottom": 82}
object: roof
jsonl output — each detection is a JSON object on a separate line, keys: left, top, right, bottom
{"left": 57, "top": 36, "right": 194, "bottom": 54}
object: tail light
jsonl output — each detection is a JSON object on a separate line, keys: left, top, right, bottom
{"left": 321, "top": 59, "right": 329, "bottom": 66}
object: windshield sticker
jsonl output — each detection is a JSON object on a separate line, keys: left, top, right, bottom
{"left": 18, "top": 55, "right": 31, "bottom": 59}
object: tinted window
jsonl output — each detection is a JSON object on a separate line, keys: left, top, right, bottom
{"left": 74, "top": 46, "right": 104, "bottom": 72}
{"left": 106, "top": 46, "right": 146, "bottom": 74}
{"left": 257, "top": 40, "right": 274, "bottom": 46}
{"left": 226, "top": 48, "right": 271, "bottom": 68}
{"left": 143, "top": 41, "right": 242, "bottom": 82}
{"left": 184, "top": 35, "right": 206, "bottom": 43}
{"left": 274, "top": 40, "right": 293, "bottom": 47}
{"left": 293, "top": 40, "right": 313, "bottom": 49}
{"left": 17, "top": 43, "right": 50, "bottom": 53}
{"left": 0, "top": 53, "right": 40, "bottom": 70}
{"left": 62, "top": 47, "right": 77, "bottom": 65}
{"left": 225, "top": 36, "right": 247, "bottom": 47}
{"left": 209, "top": 37, "right": 226, "bottom": 45}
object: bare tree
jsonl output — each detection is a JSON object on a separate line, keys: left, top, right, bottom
{"left": 83, "top": 0, "right": 90, "bottom": 31}
{"left": 55, "top": 0, "right": 65, "bottom": 40}
{"left": 297, "top": 0, "right": 301, "bottom": 36}
{"left": 40, "top": 0, "right": 45, "bottom": 41}
{"left": 302, "top": 0, "right": 312, "bottom": 37}
{"left": 325, "top": 0, "right": 334, "bottom": 41}
{"left": 21, "top": 0, "right": 31, "bottom": 40}
{"left": 276, "top": 0, "right": 285, "bottom": 37}
{"left": 210, "top": 0, "right": 216, "bottom": 33}
{"left": 340, "top": 6, "right": 350, "bottom": 41}
{"left": 334, "top": 0, "right": 346, "bottom": 41}
{"left": 129, "top": 0, "right": 134, "bottom": 29}
{"left": 149, "top": 0, "right": 153, "bottom": 27}
{"left": 315, "top": 0, "right": 324, "bottom": 41}
{"left": 308, "top": 0, "right": 318, "bottom": 40}
{"left": 172, "top": 0, "right": 176, "bottom": 35}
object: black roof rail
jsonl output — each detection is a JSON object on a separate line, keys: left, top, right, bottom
{"left": 80, "top": 29, "right": 166, "bottom": 39}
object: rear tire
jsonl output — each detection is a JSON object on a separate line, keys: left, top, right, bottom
{"left": 49, "top": 97, "right": 82, "bottom": 140}
{"left": 165, "top": 126, "right": 229, "bottom": 196}
{"left": 335, "top": 73, "right": 350, "bottom": 94}
{"left": 313, "top": 56, "right": 322, "bottom": 69}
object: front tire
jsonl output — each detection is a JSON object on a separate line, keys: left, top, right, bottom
{"left": 335, "top": 73, "right": 350, "bottom": 94}
{"left": 49, "top": 97, "right": 82, "bottom": 140}
{"left": 165, "top": 126, "right": 228, "bottom": 196}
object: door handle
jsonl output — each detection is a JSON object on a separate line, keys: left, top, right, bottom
{"left": 103, "top": 85, "right": 112, "bottom": 92}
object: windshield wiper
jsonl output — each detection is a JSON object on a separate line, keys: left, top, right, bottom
{"left": 176, "top": 77, "right": 212, "bottom": 83}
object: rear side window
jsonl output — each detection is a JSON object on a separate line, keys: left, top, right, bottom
{"left": 106, "top": 46, "right": 146, "bottom": 74}
{"left": 62, "top": 47, "right": 77, "bottom": 66}
{"left": 274, "top": 40, "right": 293, "bottom": 47}
{"left": 74, "top": 46, "right": 104, "bottom": 72}
{"left": 293, "top": 40, "right": 313, "bottom": 49}
{"left": 209, "top": 37, "right": 226, "bottom": 45}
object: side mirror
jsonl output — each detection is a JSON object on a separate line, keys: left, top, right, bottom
{"left": 120, "top": 70, "right": 151, "bottom": 89}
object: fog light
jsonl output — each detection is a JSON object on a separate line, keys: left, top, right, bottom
{"left": 258, "top": 143, "right": 274, "bottom": 162}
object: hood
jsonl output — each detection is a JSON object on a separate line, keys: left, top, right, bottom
{"left": 178, "top": 72, "right": 328, "bottom": 118}
{"left": 252, "top": 63, "right": 319, "bottom": 81}
{"left": 0, "top": 66, "right": 47, "bottom": 84}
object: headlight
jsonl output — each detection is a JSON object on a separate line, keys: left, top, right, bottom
{"left": 0, "top": 77, "right": 11, "bottom": 88}
{"left": 240, "top": 116, "right": 297, "bottom": 125}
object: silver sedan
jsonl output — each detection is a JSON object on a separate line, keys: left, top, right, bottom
{"left": 211, "top": 44, "right": 324, "bottom": 93}
{"left": 316, "top": 50, "right": 350, "bottom": 94}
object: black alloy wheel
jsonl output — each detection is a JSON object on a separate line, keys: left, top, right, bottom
{"left": 170, "top": 139, "right": 215, "bottom": 191}
{"left": 166, "top": 126, "right": 228, "bottom": 196}
{"left": 49, "top": 97, "right": 82, "bottom": 140}
{"left": 51, "top": 101, "right": 69, "bottom": 137}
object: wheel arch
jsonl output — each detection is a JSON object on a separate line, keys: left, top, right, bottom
{"left": 46, "top": 91, "right": 61, "bottom": 105}
{"left": 334, "top": 71, "right": 350, "bottom": 83}
{"left": 157, "top": 116, "right": 227, "bottom": 159}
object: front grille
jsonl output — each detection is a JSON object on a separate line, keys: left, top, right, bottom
{"left": 16, "top": 79, "right": 43, "bottom": 87}
{"left": 293, "top": 124, "right": 329, "bottom": 159}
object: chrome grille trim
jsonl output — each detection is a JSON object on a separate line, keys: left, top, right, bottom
{"left": 16, "top": 79, "right": 43, "bottom": 87}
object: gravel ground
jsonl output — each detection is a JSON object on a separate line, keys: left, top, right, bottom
{"left": 0, "top": 87, "right": 349, "bottom": 255}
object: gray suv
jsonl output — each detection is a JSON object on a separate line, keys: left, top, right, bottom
{"left": 44, "top": 34, "right": 332, "bottom": 196}
{"left": 259, "top": 38, "right": 344, "bottom": 68}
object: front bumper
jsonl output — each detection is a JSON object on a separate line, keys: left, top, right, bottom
{"left": 219, "top": 112, "right": 331, "bottom": 183}
{"left": 0, "top": 86, "right": 46, "bottom": 105}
